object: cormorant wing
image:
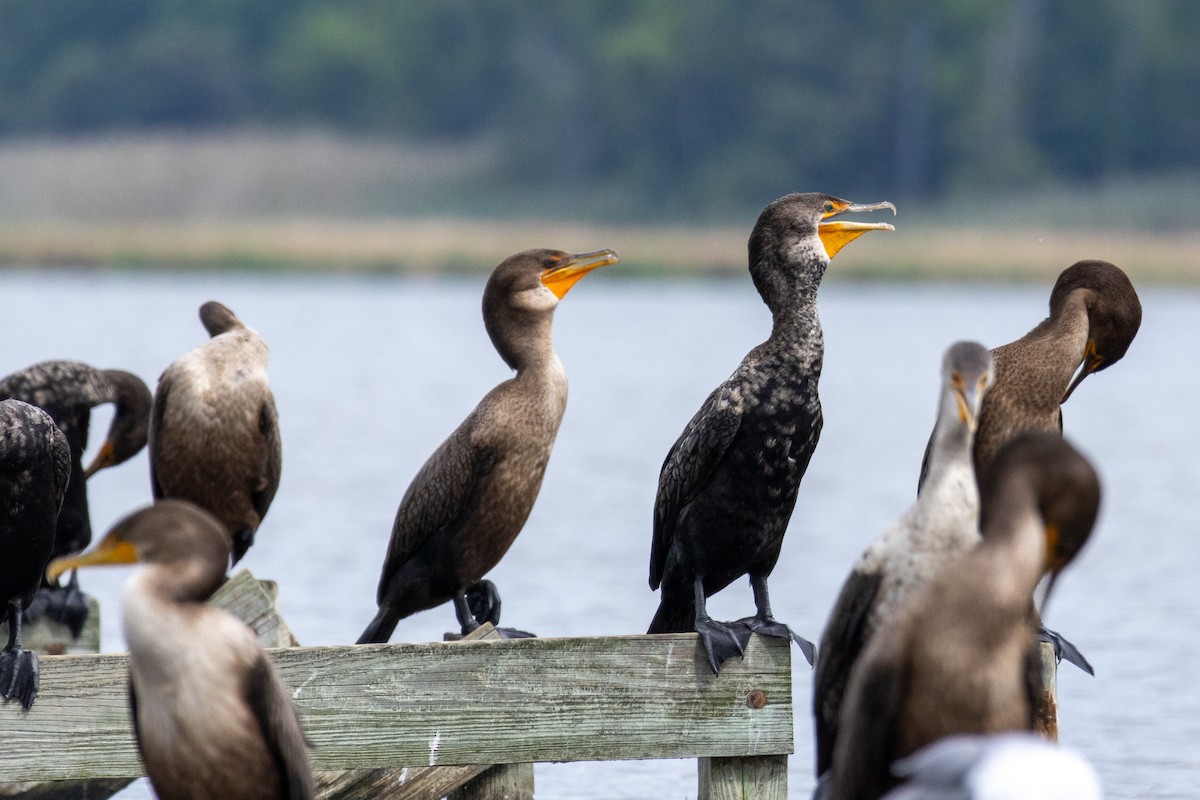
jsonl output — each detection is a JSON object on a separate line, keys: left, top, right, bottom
{"left": 251, "top": 398, "right": 282, "bottom": 523}
{"left": 916, "top": 428, "right": 934, "bottom": 495}
{"left": 650, "top": 383, "right": 743, "bottom": 589}
{"left": 377, "top": 427, "right": 494, "bottom": 603}
{"left": 833, "top": 651, "right": 909, "bottom": 800}
{"left": 148, "top": 377, "right": 170, "bottom": 499}
{"left": 813, "top": 568, "right": 882, "bottom": 778}
{"left": 245, "top": 655, "right": 315, "bottom": 800}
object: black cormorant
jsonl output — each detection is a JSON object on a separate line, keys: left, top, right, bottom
{"left": 358, "top": 248, "right": 619, "bottom": 644}
{"left": 648, "top": 192, "right": 895, "bottom": 673}
{"left": 813, "top": 342, "right": 993, "bottom": 778}
{"left": 0, "top": 360, "right": 150, "bottom": 635}
{"left": 0, "top": 399, "right": 70, "bottom": 710}
{"left": 831, "top": 433, "right": 1101, "bottom": 800}
{"left": 48, "top": 500, "right": 314, "bottom": 799}
{"left": 150, "top": 301, "right": 281, "bottom": 565}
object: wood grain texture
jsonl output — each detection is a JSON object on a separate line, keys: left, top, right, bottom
{"left": 698, "top": 755, "right": 788, "bottom": 800}
{"left": 0, "top": 632, "right": 792, "bottom": 782}
{"left": 447, "top": 763, "right": 534, "bottom": 800}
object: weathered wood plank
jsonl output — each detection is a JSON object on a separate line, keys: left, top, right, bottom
{"left": 0, "top": 632, "right": 792, "bottom": 782}
{"left": 698, "top": 755, "right": 788, "bottom": 800}
{"left": 3, "top": 597, "right": 101, "bottom": 657}
{"left": 209, "top": 569, "right": 300, "bottom": 648}
{"left": 447, "top": 763, "right": 534, "bottom": 800}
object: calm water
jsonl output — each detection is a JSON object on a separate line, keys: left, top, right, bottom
{"left": 2, "top": 269, "right": 1197, "bottom": 798}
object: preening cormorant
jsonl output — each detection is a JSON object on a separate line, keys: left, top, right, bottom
{"left": 358, "top": 248, "right": 619, "bottom": 644}
{"left": 0, "top": 399, "right": 71, "bottom": 710}
{"left": 150, "top": 301, "right": 281, "bottom": 565}
{"left": 0, "top": 360, "right": 151, "bottom": 635}
{"left": 648, "top": 192, "right": 895, "bottom": 673}
{"left": 813, "top": 342, "right": 993, "bottom": 779}
{"left": 831, "top": 433, "right": 1101, "bottom": 800}
{"left": 48, "top": 500, "right": 315, "bottom": 800}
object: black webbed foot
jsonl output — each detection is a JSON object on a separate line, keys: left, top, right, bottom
{"left": 465, "top": 580, "right": 502, "bottom": 627}
{"left": 22, "top": 582, "right": 92, "bottom": 639}
{"left": 21, "top": 590, "right": 50, "bottom": 625}
{"left": 0, "top": 648, "right": 40, "bottom": 711}
{"left": 495, "top": 627, "right": 537, "bottom": 639}
{"left": 696, "top": 616, "right": 747, "bottom": 673}
{"left": 733, "top": 615, "right": 817, "bottom": 667}
{"left": 1038, "top": 625, "right": 1094, "bottom": 676}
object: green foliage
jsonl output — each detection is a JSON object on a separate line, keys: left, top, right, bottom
{"left": 0, "top": 0, "right": 1197, "bottom": 219}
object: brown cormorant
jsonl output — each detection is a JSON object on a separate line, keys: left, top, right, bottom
{"left": 358, "top": 248, "right": 620, "bottom": 644}
{"left": 647, "top": 192, "right": 895, "bottom": 673}
{"left": 0, "top": 360, "right": 151, "bottom": 635}
{"left": 48, "top": 500, "right": 314, "bottom": 799}
{"left": 0, "top": 399, "right": 70, "bottom": 710}
{"left": 831, "top": 433, "right": 1101, "bottom": 800}
{"left": 813, "top": 342, "right": 993, "bottom": 779}
{"left": 150, "top": 301, "right": 282, "bottom": 565}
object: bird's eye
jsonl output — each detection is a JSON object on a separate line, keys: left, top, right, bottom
{"left": 823, "top": 202, "right": 836, "bottom": 214}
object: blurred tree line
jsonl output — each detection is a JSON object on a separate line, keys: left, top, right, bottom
{"left": 1, "top": 0, "right": 1197, "bottom": 219}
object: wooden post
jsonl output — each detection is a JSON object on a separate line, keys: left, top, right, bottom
{"left": 448, "top": 763, "right": 535, "bottom": 800}
{"left": 1034, "top": 640, "right": 1059, "bottom": 741}
{"left": 699, "top": 754, "right": 788, "bottom": 800}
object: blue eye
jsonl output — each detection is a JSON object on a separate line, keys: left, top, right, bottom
{"left": 824, "top": 202, "right": 835, "bottom": 213}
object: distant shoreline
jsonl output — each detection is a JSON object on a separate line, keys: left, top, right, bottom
{"left": 1, "top": 218, "right": 1197, "bottom": 283}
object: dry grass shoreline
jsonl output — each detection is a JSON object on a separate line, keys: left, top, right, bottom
{"left": 1, "top": 218, "right": 1198, "bottom": 284}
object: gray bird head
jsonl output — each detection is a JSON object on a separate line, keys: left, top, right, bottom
{"left": 941, "top": 341, "right": 994, "bottom": 434}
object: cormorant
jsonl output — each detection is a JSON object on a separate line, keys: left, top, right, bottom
{"left": 648, "top": 192, "right": 895, "bottom": 673}
{"left": 0, "top": 399, "right": 71, "bottom": 710}
{"left": 881, "top": 733, "right": 1101, "bottom": 800}
{"left": 831, "top": 433, "right": 1101, "bottom": 800}
{"left": 48, "top": 500, "right": 314, "bottom": 799}
{"left": 358, "top": 248, "right": 619, "bottom": 644}
{"left": 0, "top": 360, "right": 151, "bottom": 635}
{"left": 813, "top": 342, "right": 993, "bottom": 779}
{"left": 150, "top": 301, "right": 281, "bottom": 565}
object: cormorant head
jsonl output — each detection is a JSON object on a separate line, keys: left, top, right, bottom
{"left": 978, "top": 432, "right": 1101, "bottom": 609}
{"left": 942, "top": 341, "right": 994, "bottom": 434}
{"left": 47, "top": 500, "right": 232, "bottom": 601}
{"left": 84, "top": 370, "right": 152, "bottom": 479}
{"left": 1050, "top": 261, "right": 1142, "bottom": 402}
{"left": 199, "top": 301, "right": 244, "bottom": 338}
{"left": 748, "top": 193, "right": 894, "bottom": 302}
{"left": 483, "top": 248, "right": 619, "bottom": 369}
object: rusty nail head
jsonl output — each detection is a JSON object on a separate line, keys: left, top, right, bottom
{"left": 746, "top": 689, "right": 767, "bottom": 709}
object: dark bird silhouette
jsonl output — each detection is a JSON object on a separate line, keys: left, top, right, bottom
{"left": 49, "top": 500, "right": 314, "bottom": 799}
{"left": 831, "top": 433, "right": 1101, "bottom": 800}
{"left": 813, "top": 342, "right": 993, "bottom": 779}
{"left": 0, "top": 399, "right": 71, "bottom": 710}
{"left": 358, "top": 248, "right": 619, "bottom": 644}
{"left": 648, "top": 192, "right": 895, "bottom": 673}
{"left": 0, "top": 360, "right": 151, "bottom": 635}
{"left": 150, "top": 301, "right": 281, "bottom": 565}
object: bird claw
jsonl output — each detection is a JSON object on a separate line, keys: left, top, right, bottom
{"left": 0, "top": 648, "right": 40, "bottom": 711}
{"left": 1038, "top": 626, "right": 1094, "bottom": 676}
{"left": 696, "top": 617, "right": 746, "bottom": 673}
{"left": 733, "top": 615, "right": 817, "bottom": 667}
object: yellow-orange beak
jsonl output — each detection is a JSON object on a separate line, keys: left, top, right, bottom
{"left": 1061, "top": 339, "right": 1103, "bottom": 403}
{"left": 46, "top": 532, "right": 139, "bottom": 583}
{"left": 541, "top": 249, "right": 620, "bottom": 299}
{"left": 83, "top": 440, "right": 116, "bottom": 479}
{"left": 818, "top": 200, "right": 896, "bottom": 259}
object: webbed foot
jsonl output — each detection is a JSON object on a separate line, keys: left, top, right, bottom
{"left": 1038, "top": 625, "right": 1094, "bottom": 676}
{"left": 696, "top": 616, "right": 747, "bottom": 673}
{"left": 495, "top": 626, "right": 537, "bottom": 640}
{"left": 22, "top": 583, "right": 91, "bottom": 639}
{"left": 733, "top": 615, "right": 817, "bottom": 667}
{"left": 0, "top": 648, "right": 40, "bottom": 710}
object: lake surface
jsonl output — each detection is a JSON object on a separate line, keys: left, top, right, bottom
{"left": 2, "top": 268, "right": 1196, "bottom": 798}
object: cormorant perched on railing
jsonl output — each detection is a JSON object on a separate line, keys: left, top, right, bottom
{"left": 150, "top": 301, "right": 281, "bottom": 566}
{"left": 0, "top": 399, "right": 70, "bottom": 710}
{"left": 48, "top": 500, "right": 315, "bottom": 800}
{"left": 647, "top": 192, "right": 895, "bottom": 673}
{"left": 0, "top": 360, "right": 151, "bottom": 635}
{"left": 358, "top": 248, "right": 619, "bottom": 644}
{"left": 831, "top": 434, "right": 1101, "bottom": 800}
{"left": 813, "top": 342, "right": 993, "bottom": 779}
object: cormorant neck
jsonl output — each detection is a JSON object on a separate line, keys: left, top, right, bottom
{"left": 492, "top": 312, "right": 558, "bottom": 373}
{"left": 923, "top": 394, "right": 976, "bottom": 498}
{"left": 751, "top": 238, "right": 826, "bottom": 342}
{"left": 978, "top": 486, "right": 1046, "bottom": 602}
{"left": 128, "top": 558, "right": 226, "bottom": 608}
